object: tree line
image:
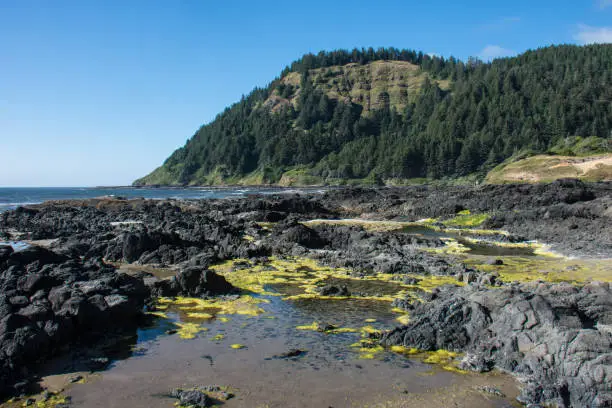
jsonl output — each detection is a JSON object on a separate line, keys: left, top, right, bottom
{"left": 139, "top": 44, "right": 612, "bottom": 185}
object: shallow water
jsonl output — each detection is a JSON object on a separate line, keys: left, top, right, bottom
{"left": 0, "top": 241, "right": 29, "bottom": 251}
{"left": 27, "top": 267, "right": 521, "bottom": 408}
{"left": 399, "top": 224, "right": 536, "bottom": 257}
{"left": 457, "top": 239, "right": 536, "bottom": 257}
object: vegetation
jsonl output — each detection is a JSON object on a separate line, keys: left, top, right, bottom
{"left": 442, "top": 211, "right": 490, "bottom": 227}
{"left": 485, "top": 152, "right": 612, "bottom": 183}
{"left": 134, "top": 45, "right": 612, "bottom": 186}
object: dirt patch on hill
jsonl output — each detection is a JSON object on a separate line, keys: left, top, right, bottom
{"left": 486, "top": 154, "right": 612, "bottom": 184}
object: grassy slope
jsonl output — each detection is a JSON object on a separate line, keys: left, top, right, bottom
{"left": 485, "top": 153, "right": 612, "bottom": 184}
{"left": 266, "top": 60, "right": 448, "bottom": 115}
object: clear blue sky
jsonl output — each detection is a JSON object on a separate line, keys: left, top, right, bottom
{"left": 1, "top": 0, "right": 611, "bottom": 186}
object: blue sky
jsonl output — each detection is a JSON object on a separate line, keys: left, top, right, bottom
{"left": 1, "top": 0, "right": 611, "bottom": 186}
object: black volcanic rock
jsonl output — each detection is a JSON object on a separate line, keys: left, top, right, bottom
{"left": 0, "top": 248, "right": 148, "bottom": 397}
{"left": 381, "top": 282, "right": 612, "bottom": 407}
{"left": 171, "top": 267, "right": 236, "bottom": 297}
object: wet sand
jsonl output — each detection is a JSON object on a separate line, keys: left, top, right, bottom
{"left": 59, "top": 275, "right": 520, "bottom": 408}
{"left": 66, "top": 315, "right": 519, "bottom": 408}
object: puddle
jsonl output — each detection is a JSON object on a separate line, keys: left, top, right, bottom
{"left": 399, "top": 224, "right": 447, "bottom": 237}
{"left": 0, "top": 241, "right": 29, "bottom": 252}
{"left": 8, "top": 258, "right": 521, "bottom": 408}
{"left": 464, "top": 254, "right": 612, "bottom": 283}
{"left": 457, "top": 239, "right": 536, "bottom": 257}
{"left": 305, "top": 218, "right": 534, "bottom": 258}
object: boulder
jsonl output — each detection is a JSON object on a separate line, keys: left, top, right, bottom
{"left": 172, "top": 267, "right": 235, "bottom": 297}
{"left": 316, "top": 284, "right": 350, "bottom": 297}
{"left": 8, "top": 246, "right": 66, "bottom": 267}
{"left": 0, "top": 245, "right": 14, "bottom": 262}
{"left": 170, "top": 388, "right": 213, "bottom": 408}
{"left": 381, "top": 283, "right": 612, "bottom": 407}
{"left": 281, "top": 224, "right": 327, "bottom": 248}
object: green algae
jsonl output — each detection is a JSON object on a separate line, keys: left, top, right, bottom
{"left": 7, "top": 392, "right": 72, "bottom": 408}
{"left": 424, "top": 238, "right": 471, "bottom": 255}
{"left": 209, "top": 257, "right": 353, "bottom": 296}
{"left": 185, "top": 312, "right": 214, "bottom": 319}
{"left": 33, "top": 393, "right": 70, "bottom": 408}
{"left": 147, "top": 311, "right": 168, "bottom": 319}
{"left": 296, "top": 321, "right": 358, "bottom": 334}
{"left": 207, "top": 255, "right": 467, "bottom": 329}
{"left": 350, "top": 333, "right": 386, "bottom": 359}
{"left": 389, "top": 347, "right": 467, "bottom": 373}
{"left": 442, "top": 212, "right": 490, "bottom": 228}
{"left": 230, "top": 343, "right": 246, "bottom": 349}
{"left": 242, "top": 234, "right": 256, "bottom": 242}
{"left": 255, "top": 221, "right": 276, "bottom": 230}
{"left": 357, "top": 345, "right": 386, "bottom": 359}
{"left": 464, "top": 255, "right": 612, "bottom": 284}
{"left": 302, "top": 218, "right": 416, "bottom": 233}
{"left": 174, "top": 322, "right": 208, "bottom": 339}
{"left": 395, "top": 314, "right": 410, "bottom": 325}
{"left": 360, "top": 325, "right": 382, "bottom": 335}
{"left": 210, "top": 256, "right": 414, "bottom": 302}
{"left": 158, "top": 295, "right": 268, "bottom": 318}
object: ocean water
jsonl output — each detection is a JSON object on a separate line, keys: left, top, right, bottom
{"left": 0, "top": 186, "right": 322, "bottom": 213}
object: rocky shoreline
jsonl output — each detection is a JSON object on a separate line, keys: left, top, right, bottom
{"left": 1, "top": 179, "right": 611, "bottom": 407}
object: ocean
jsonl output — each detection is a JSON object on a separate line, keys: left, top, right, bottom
{"left": 0, "top": 186, "right": 323, "bottom": 213}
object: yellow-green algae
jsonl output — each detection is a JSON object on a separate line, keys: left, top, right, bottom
{"left": 158, "top": 295, "right": 268, "bottom": 317}
{"left": 3, "top": 391, "right": 71, "bottom": 407}
{"left": 442, "top": 212, "right": 490, "bottom": 228}
{"left": 185, "top": 312, "right": 214, "bottom": 319}
{"left": 174, "top": 322, "right": 208, "bottom": 339}
{"left": 357, "top": 345, "right": 386, "bottom": 359}
{"left": 302, "top": 218, "right": 418, "bottom": 233}
{"left": 348, "top": 325, "right": 387, "bottom": 359}
{"left": 211, "top": 256, "right": 410, "bottom": 301}
{"left": 146, "top": 311, "right": 168, "bottom": 319}
{"left": 157, "top": 294, "right": 267, "bottom": 339}
{"left": 296, "top": 321, "right": 358, "bottom": 334}
{"left": 33, "top": 393, "right": 70, "bottom": 408}
{"left": 211, "top": 334, "right": 225, "bottom": 341}
{"left": 390, "top": 346, "right": 467, "bottom": 373}
{"left": 424, "top": 238, "right": 471, "bottom": 255}
{"left": 208, "top": 257, "right": 465, "bottom": 315}
{"left": 303, "top": 216, "right": 495, "bottom": 234}
{"left": 463, "top": 255, "right": 612, "bottom": 284}
{"left": 3, "top": 392, "right": 72, "bottom": 408}
{"left": 255, "top": 221, "right": 275, "bottom": 230}
{"left": 230, "top": 343, "right": 246, "bottom": 349}
{"left": 395, "top": 314, "right": 410, "bottom": 325}
{"left": 360, "top": 325, "right": 382, "bottom": 335}
{"left": 209, "top": 257, "right": 349, "bottom": 296}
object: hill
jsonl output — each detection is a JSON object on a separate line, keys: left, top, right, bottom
{"left": 134, "top": 45, "right": 612, "bottom": 186}
{"left": 485, "top": 136, "right": 612, "bottom": 183}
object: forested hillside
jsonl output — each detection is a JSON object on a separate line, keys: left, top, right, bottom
{"left": 135, "top": 45, "right": 612, "bottom": 186}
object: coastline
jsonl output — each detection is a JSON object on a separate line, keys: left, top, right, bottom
{"left": 0, "top": 181, "right": 611, "bottom": 406}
